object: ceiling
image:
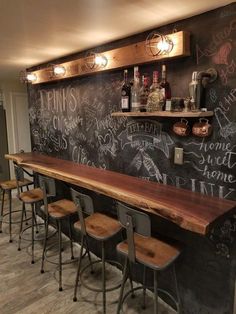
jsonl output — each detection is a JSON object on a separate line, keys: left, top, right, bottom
{"left": 0, "top": 0, "right": 232, "bottom": 81}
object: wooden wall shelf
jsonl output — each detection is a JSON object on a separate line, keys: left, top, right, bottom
{"left": 111, "top": 110, "right": 214, "bottom": 118}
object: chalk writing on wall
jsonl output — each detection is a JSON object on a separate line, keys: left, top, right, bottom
{"left": 28, "top": 4, "right": 236, "bottom": 314}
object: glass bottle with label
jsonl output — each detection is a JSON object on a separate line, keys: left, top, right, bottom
{"left": 147, "top": 71, "right": 164, "bottom": 112}
{"left": 131, "top": 66, "right": 141, "bottom": 112}
{"left": 139, "top": 75, "right": 149, "bottom": 112}
{"left": 160, "top": 65, "right": 171, "bottom": 110}
{"left": 121, "top": 69, "right": 131, "bottom": 112}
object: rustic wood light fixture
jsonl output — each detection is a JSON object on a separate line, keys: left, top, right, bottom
{"left": 26, "top": 30, "right": 190, "bottom": 85}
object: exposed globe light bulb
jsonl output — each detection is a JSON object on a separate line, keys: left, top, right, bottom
{"left": 26, "top": 72, "right": 37, "bottom": 82}
{"left": 156, "top": 37, "right": 173, "bottom": 54}
{"left": 53, "top": 65, "right": 66, "bottom": 76}
{"left": 95, "top": 55, "right": 107, "bottom": 67}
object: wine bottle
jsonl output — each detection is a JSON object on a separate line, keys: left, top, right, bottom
{"left": 147, "top": 71, "right": 164, "bottom": 112}
{"left": 121, "top": 69, "right": 131, "bottom": 112}
{"left": 139, "top": 75, "right": 149, "bottom": 112}
{"left": 160, "top": 65, "right": 171, "bottom": 109}
{"left": 131, "top": 66, "right": 141, "bottom": 112}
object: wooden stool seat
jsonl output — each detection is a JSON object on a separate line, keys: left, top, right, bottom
{"left": 19, "top": 188, "right": 43, "bottom": 203}
{"left": 48, "top": 199, "right": 77, "bottom": 218}
{"left": 74, "top": 212, "right": 122, "bottom": 241}
{"left": 0, "top": 179, "right": 32, "bottom": 191}
{"left": 117, "top": 233, "right": 181, "bottom": 270}
{"left": 0, "top": 173, "right": 33, "bottom": 241}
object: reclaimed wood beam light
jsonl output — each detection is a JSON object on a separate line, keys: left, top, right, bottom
{"left": 27, "top": 31, "right": 190, "bottom": 85}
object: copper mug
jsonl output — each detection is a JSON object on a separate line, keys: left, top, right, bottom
{"left": 192, "top": 118, "right": 212, "bottom": 137}
{"left": 173, "top": 118, "right": 190, "bottom": 137}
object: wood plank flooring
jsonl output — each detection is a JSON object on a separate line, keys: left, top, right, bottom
{"left": 0, "top": 198, "right": 175, "bottom": 314}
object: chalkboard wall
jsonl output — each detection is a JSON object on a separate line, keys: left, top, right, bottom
{"left": 28, "top": 3, "right": 236, "bottom": 314}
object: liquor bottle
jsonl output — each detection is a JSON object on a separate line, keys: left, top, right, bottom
{"left": 147, "top": 71, "right": 164, "bottom": 112}
{"left": 160, "top": 65, "right": 171, "bottom": 109}
{"left": 139, "top": 75, "right": 149, "bottom": 112}
{"left": 131, "top": 66, "right": 141, "bottom": 112}
{"left": 121, "top": 69, "right": 131, "bottom": 112}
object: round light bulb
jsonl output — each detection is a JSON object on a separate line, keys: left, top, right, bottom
{"left": 26, "top": 73, "right": 37, "bottom": 82}
{"left": 157, "top": 39, "right": 171, "bottom": 53}
{"left": 95, "top": 55, "right": 107, "bottom": 67}
{"left": 53, "top": 65, "right": 66, "bottom": 76}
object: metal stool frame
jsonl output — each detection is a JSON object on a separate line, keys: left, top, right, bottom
{"left": 71, "top": 188, "right": 122, "bottom": 314}
{"left": 14, "top": 164, "right": 42, "bottom": 263}
{"left": 116, "top": 202, "right": 181, "bottom": 314}
{"left": 39, "top": 175, "right": 75, "bottom": 291}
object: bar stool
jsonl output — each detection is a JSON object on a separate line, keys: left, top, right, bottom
{"left": 116, "top": 202, "right": 182, "bottom": 314}
{"left": 71, "top": 188, "right": 122, "bottom": 314}
{"left": 14, "top": 164, "right": 44, "bottom": 263}
{"left": 38, "top": 175, "right": 77, "bottom": 291}
{"left": 0, "top": 173, "right": 32, "bottom": 242}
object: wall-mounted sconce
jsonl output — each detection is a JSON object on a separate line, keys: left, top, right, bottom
{"left": 146, "top": 32, "right": 174, "bottom": 56}
{"left": 20, "top": 70, "right": 37, "bottom": 83}
{"left": 53, "top": 65, "right": 66, "bottom": 76}
{"left": 26, "top": 31, "right": 189, "bottom": 84}
{"left": 84, "top": 52, "right": 108, "bottom": 70}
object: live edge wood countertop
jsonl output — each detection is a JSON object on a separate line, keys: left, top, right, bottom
{"left": 5, "top": 152, "right": 236, "bottom": 236}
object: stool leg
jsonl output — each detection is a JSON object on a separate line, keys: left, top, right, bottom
{"left": 116, "top": 257, "right": 129, "bottom": 314}
{"left": 102, "top": 241, "right": 106, "bottom": 314}
{"left": 73, "top": 234, "right": 84, "bottom": 302}
{"left": 40, "top": 217, "right": 49, "bottom": 274}
{"left": 58, "top": 220, "right": 63, "bottom": 291}
{"left": 33, "top": 205, "right": 39, "bottom": 234}
{"left": 0, "top": 189, "right": 5, "bottom": 233}
{"left": 9, "top": 190, "right": 13, "bottom": 243}
{"left": 153, "top": 270, "right": 158, "bottom": 314}
{"left": 142, "top": 265, "right": 147, "bottom": 309}
{"left": 128, "top": 261, "right": 135, "bottom": 298}
{"left": 23, "top": 202, "right": 28, "bottom": 226}
{"left": 173, "top": 264, "right": 181, "bottom": 313}
{"left": 18, "top": 202, "right": 25, "bottom": 251}
{"left": 85, "top": 237, "right": 94, "bottom": 274}
{"left": 31, "top": 203, "right": 35, "bottom": 264}
{"left": 68, "top": 217, "right": 74, "bottom": 260}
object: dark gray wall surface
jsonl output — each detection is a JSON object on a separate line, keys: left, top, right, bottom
{"left": 0, "top": 106, "right": 9, "bottom": 181}
{"left": 29, "top": 3, "right": 236, "bottom": 313}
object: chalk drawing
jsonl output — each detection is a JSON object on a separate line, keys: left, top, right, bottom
{"left": 214, "top": 107, "right": 236, "bottom": 138}
{"left": 129, "top": 150, "right": 162, "bottom": 182}
{"left": 97, "top": 129, "right": 118, "bottom": 158}
{"left": 118, "top": 120, "right": 173, "bottom": 158}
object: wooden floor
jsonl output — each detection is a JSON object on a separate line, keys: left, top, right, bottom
{"left": 0, "top": 198, "right": 175, "bottom": 314}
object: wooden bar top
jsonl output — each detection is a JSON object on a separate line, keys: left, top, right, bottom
{"left": 5, "top": 152, "right": 236, "bottom": 235}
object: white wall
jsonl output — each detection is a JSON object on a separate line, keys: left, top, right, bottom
{"left": 0, "top": 80, "right": 28, "bottom": 178}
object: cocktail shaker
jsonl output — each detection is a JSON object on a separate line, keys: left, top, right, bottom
{"left": 189, "top": 71, "right": 202, "bottom": 111}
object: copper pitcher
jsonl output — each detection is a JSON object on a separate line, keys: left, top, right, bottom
{"left": 192, "top": 118, "right": 212, "bottom": 137}
{"left": 173, "top": 118, "right": 190, "bottom": 137}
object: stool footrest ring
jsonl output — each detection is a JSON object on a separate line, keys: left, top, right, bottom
{"left": 121, "top": 285, "right": 179, "bottom": 313}
{"left": 80, "top": 259, "right": 122, "bottom": 293}
{"left": 2, "top": 209, "right": 31, "bottom": 224}
{"left": 44, "top": 240, "right": 80, "bottom": 266}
